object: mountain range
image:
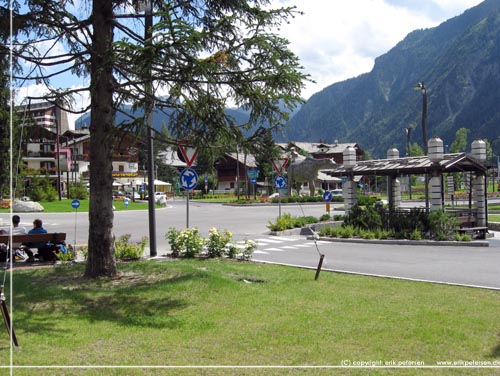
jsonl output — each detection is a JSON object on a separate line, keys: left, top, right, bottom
{"left": 76, "top": 0, "right": 500, "bottom": 159}
{"left": 282, "top": 0, "right": 500, "bottom": 158}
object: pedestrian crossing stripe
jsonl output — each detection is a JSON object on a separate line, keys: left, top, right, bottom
{"left": 255, "top": 238, "right": 283, "bottom": 244}
{"left": 271, "top": 236, "right": 300, "bottom": 242}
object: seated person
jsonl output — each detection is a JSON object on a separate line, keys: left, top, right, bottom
{"left": 25, "top": 219, "right": 54, "bottom": 262}
{"left": 0, "top": 215, "right": 32, "bottom": 262}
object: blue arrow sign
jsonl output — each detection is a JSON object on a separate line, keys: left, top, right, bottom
{"left": 250, "top": 177, "right": 257, "bottom": 184}
{"left": 323, "top": 191, "right": 333, "bottom": 202}
{"left": 274, "top": 175, "right": 287, "bottom": 189}
{"left": 179, "top": 168, "right": 198, "bottom": 191}
{"left": 71, "top": 199, "right": 80, "bottom": 209}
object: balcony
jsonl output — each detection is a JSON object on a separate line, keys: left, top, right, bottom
{"left": 25, "top": 151, "right": 55, "bottom": 158}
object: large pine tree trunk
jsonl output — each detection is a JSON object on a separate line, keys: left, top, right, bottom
{"left": 85, "top": 0, "right": 117, "bottom": 278}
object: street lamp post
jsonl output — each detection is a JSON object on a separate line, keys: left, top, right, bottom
{"left": 405, "top": 124, "right": 415, "bottom": 157}
{"left": 143, "top": 0, "right": 157, "bottom": 257}
{"left": 405, "top": 125, "right": 415, "bottom": 199}
{"left": 416, "top": 82, "right": 428, "bottom": 155}
{"left": 415, "top": 82, "right": 428, "bottom": 211}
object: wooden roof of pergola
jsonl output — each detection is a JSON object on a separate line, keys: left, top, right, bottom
{"left": 323, "top": 152, "right": 487, "bottom": 177}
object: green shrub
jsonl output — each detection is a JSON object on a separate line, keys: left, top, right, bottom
{"left": 267, "top": 213, "right": 294, "bottom": 231}
{"left": 55, "top": 245, "right": 76, "bottom": 262}
{"left": 410, "top": 228, "right": 423, "bottom": 240}
{"left": 225, "top": 243, "right": 239, "bottom": 259}
{"left": 70, "top": 183, "right": 89, "bottom": 200}
{"left": 294, "top": 216, "right": 318, "bottom": 228}
{"left": 206, "top": 227, "right": 233, "bottom": 258}
{"left": 454, "top": 232, "right": 472, "bottom": 242}
{"left": 319, "top": 214, "right": 331, "bottom": 222}
{"left": 357, "top": 195, "right": 378, "bottom": 207}
{"left": 359, "top": 229, "right": 375, "bottom": 239}
{"left": 241, "top": 239, "right": 257, "bottom": 260}
{"left": 166, "top": 227, "right": 205, "bottom": 258}
{"left": 318, "top": 225, "right": 334, "bottom": 237}
{"left": 344, "top": 204, "right": 383, "bottom": 230}
{"left": 79, "top": 246, "right": 88, "bottom": 261}
{"left": 115, "top": 234, "right": 147, "bottom": 260}
{"left": 267, "top": 213, "right": 319, "bottom": 231}
{"left": 374, "top": 228, "right": 393, "bottom": 239}
{"left": 27, "top": 175, "right": 58, "bottom": 201}
{"left": 340, "top": 225, "right": 356, "bottom": 238}
{"left": 387, "top": 208, "right": 428, "bottom": 238}
{"left": 428, "top": 210, "right": 458, "bottom": 241}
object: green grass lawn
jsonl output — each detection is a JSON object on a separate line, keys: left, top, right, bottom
{"left": 0, "top": 199, "right": 158, "bottom": 213}
{"left": 1, "top": 259, "right": 499, "bottom": 375}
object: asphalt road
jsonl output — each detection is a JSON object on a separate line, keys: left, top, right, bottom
{"left": 2, "top": 199, "right": 500, "bottom": 289}
{"left": 251, "top": 235, "right": 500, "bottom": 290}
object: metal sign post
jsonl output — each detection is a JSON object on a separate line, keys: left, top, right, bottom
{"left": 179, "top": 168, "right": 198, "bottom": 228}
{"left": 274, "top": 175, "right": 287, "bottom": 218}
{"left": 71, "top": 199, "right": 80, "bottom": 248}
{"left": 323, "top": 191, "right": 332, "bottom": 215}
{"left": 178, "top": 143, "right": 198, "bottom": 229}
{"left": 248, "top": 169, "right": 259, "bottom": 200}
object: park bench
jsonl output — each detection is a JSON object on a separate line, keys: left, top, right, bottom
{"left": 448, "top": 210, "right": 488, "bottom": 240}
{"left": 0, "top": 233, "right": 67, "bottom": 262}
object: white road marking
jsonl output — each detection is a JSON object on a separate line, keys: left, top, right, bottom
{"left": 256, "top": 238, "right": 283, "bottom": 243}
{"left": 264, "top": 247, "right": 284, "bottom": 252}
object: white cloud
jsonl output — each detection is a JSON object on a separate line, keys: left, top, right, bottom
{"left": 272, "top": 0, "right": 483, "bottom": 100}
{"left": 15, "top": 0, "right": 484, "bottom": 128}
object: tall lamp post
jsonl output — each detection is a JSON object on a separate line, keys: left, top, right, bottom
{"left": 141, "top": 0, "right": 157, "bottom": 257}
{"left": 415, "top": 82, "right": 428, "bottom": 155}
{"left": 405, "top": 124, "right": 415, "bottom": 199}
{"left": 405, "top": 124, "right": 415, "bottom": 156}
{"left": 415, "top": 82, "right": 428, "bottom": 211}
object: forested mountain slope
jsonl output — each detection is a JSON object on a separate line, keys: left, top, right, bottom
{"left": 283, "top": 0, "right": 500, "bottom": 157}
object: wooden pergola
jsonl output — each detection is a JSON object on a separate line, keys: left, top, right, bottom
{"left": 323, "top": 152, "right": 489, "bottom": 223}
{"left": 323, "top": 153, "right": 487, "bottom": 177}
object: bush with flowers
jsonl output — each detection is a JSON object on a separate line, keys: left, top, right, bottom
{"left": 242, "top": 239, "right": 257, "bottom": 260}
{"left": 166, "top": 227, "right": 205, "bottom": 258}
{"left": 166, "top": 227, "right": 257, "bottom": 260}
{"left": 224, "top": 242, "right": 239, "bottom": 259}
{"left": 206, "top": 227, "right": 233, "bottom": 258}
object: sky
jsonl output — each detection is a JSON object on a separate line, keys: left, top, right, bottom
{"left": 17, "top": 0, "right": 484, "bottom": 127}
{"left": 272, "top": 0, "right": 483, "bottom": 101}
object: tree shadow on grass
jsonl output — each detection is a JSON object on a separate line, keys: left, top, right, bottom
{"left": 490, "top": 334, "right": 500, "bottom": 359}
{"left": 9, "top": 266, "right": 198, "bottom": 332}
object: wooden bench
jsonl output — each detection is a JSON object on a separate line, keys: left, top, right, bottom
{"left": 0, "top": 233, "right": 66, "bottom": 246}
{"left": 453, "top": 215, "right": 488, "bottom": 240}
{"left": 0, "top": 233, "right": 67, "bottom": 262}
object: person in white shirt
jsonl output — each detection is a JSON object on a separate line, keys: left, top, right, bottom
{"left": 0, "top": 215, "right": 31, "bottom": 261}
{"left": 11, "top": 215, "right": 27, "bottom": 235}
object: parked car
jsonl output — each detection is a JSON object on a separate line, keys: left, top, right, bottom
{"left": 126, "top": 192, "right": 141, "bottom": 199}
{"left": 267, "top": 192, "right": 281, "bottom": 201}
{"left": 330, "top": 189, "right": 343, "bottom": 196}
{"left": 146, "top": 192, "right": 167, "bottom": 200}
{"left": 112, "top": 192, "right": 126, "bottom": 201}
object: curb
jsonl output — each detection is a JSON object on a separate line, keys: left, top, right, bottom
{"left": 270, "top": 225, "right": 492, "bottom": 247}
{"left": 310, "top": 237, "right": 490, "bottom": 247}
